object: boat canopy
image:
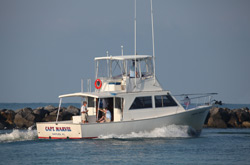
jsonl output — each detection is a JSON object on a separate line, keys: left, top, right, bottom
{"left": 94, "top": 55, "right": 152, "bottom": 61}
{"left": 59, "top": 92, "right": 120, "bottom": 99}
{"left": 95, "top": 55, "right": 154, "bottom": 79}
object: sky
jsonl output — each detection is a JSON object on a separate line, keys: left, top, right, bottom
{"left": 0, "top": 0, "right": 250, "bottom": 103}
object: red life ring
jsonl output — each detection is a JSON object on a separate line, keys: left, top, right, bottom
{"left": 95, "top": 79, "right": 102, "bottom": 89}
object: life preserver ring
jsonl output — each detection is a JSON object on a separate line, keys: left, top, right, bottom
{"left": 95, "top": 79, "right": 102, "bottom": 89}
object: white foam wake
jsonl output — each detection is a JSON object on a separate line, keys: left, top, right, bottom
{"left": 0, "top": 127, "right": 37, "bottom": 143}
{"left": 98, "top": 125, "right": 192, "bottom": 139}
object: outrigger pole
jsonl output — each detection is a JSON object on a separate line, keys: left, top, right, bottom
{"left": 150, "top": 0, "right": 156, "bottom": 84}
{"left": 134, "top": 0, "right": 137, "bottom": 87}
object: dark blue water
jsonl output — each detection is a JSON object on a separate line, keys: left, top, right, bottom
{"left": 0, "top": 128, "right": 250, "bottom": 164}
{"left": 0, "top": 103, "right": 250, "bottom": 164}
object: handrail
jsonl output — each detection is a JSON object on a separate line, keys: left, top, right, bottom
{"left": 173, "top": 93, "right": 218, "bottom": 110}
{"left": 81, "top": 78, "right": 93, "bottom": 93}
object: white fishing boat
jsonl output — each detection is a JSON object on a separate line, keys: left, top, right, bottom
{"left": 36, "top": 1, "right": 216, "bottom": 139}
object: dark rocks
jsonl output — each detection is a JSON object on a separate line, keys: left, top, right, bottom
{"left": 0, "top": 121, "right": 5, "bottom": 129}
{"left": 66, "top": 106, "right": 80, "bottom": 115}
{"left": 44, "top": 105, "right": 57, "bottom": 112}
{"left": 207, "top": 108, "right": 230, "bottom": 128}
{"left": 33, "top": 109, "right": 49, "bottom": 120}
{"left": 0, "top": 109, "right": 16, "bottom": 129}
{"left": 14, "top": 108, "right": 36, "bottom": 128}
{"left": 43, "top": 115, "right": 62, "bottom": 122}
{"left": 61, "top": 106, "right": 79, "bottom": 120}
{"left": 235, "top": 109, "right": 250, "bottom": 123}
{"left": 242, "top": 121, "right": 250, "bottom": 128}
{"left": 205, "top": 107, "right": 250, "bottom": 128}
{"left": 227, "top": 113, "right": 240, "bottom": 128}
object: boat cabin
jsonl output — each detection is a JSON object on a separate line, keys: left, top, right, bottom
{"left": 59, "top": 91, "right": 183, "bottom": 124}
{"left": 56, "top": 55, "right": 185, "bottom": 124}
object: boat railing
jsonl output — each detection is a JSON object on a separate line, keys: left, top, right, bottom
{"left": 81, "top": 78, "right": 92, "bottom": 92}
{"left": 174, "top": 93, "right": 218, "bottom": 110}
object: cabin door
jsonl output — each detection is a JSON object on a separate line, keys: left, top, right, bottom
{"left": 114, "top": 97, "right": 123, "bottom": 122}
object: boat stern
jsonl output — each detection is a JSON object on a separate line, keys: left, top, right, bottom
{"left": 36, "top": 122, "right": 82, "bottom": 139}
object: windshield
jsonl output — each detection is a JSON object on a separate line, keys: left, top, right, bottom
{"left": 95, "top": 57, "right": 153, "bottom": 79}
{"left": 96, "top": 59, "right": 125, "bottom": 79}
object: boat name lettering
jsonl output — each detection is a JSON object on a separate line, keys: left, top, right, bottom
{"left": 45, "top": 126, "right": 55, "bottom": 131}
{"left": 45, "top": 126, "right": 71, "bottom": 132}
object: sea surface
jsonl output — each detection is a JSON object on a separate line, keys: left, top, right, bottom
{"left": 0, "top": 103, "right": 250, "bottom": 165}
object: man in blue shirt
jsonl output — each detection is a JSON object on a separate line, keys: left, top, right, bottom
{"left": 98, "top": 107, "right": 111, "bottom": 123}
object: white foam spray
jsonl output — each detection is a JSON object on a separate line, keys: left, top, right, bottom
{"left": 0, "top": 127, "right": 37, "bottom": 143}
{"left": 98, "top": 125, "right": 192, "bottom": 139}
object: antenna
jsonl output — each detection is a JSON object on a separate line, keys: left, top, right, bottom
{"left": 121, "top": 45, "right": 123, "bottom": 56}
{"left": 106, "top": 51, "right": 109, "bottom": 77}
{"left": 81, "top": 79, "right": 83, "bottom": 92}
{"left": 150, "top": 0, "right": 156, "bottom": 84}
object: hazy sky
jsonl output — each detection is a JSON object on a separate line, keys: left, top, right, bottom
{"left": 0, "top": 0, "right": 250, "bottom": 103}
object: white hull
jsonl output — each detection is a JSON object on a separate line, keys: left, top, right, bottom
{"left": 36, "top": 106, "right": 210, "bottom": 139}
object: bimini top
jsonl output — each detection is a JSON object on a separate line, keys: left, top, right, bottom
{"left": 95, "top": 55, "right": 152, "bottom": 61}
{"left": 59, "top": 92, "right": 121, "bottom": 99}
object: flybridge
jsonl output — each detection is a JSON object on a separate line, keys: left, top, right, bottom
{"left": 94, "top": 54, "right": 162, "bottom": 93}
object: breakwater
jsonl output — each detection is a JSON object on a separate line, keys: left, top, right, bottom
{"left": 0, "top": 105, "right": 79, "bottom": 129}
{"left": 204, "top": 107, "right": 250, "bottom": 128}
{"left": 0, "top": 106, "right": 250, "bottom": 129}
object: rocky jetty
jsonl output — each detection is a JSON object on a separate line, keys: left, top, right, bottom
{"left": 0, "top": 106, "right": 250, "bottom": 129}
{"left": 204, "top": 107, "right": 250, "bottom": 128}
{"left": 0, "top": 105, "right": 80, "bottom": 129}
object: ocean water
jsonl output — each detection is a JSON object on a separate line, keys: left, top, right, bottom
{"left": 0, "top": 127, "right": 250, "bottom": 164}
{"left": 0, "top": 103, "right": 250, "bottom": 164}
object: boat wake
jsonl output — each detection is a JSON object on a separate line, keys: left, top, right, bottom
{"left": 0, "top": 127, "right": 37, "bottom": 143}
{"left": 98, "top": 125, "right": 196, "bottom": 139}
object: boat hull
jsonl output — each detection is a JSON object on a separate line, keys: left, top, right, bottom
{"left": 37, "top": 106, "right": 210, "bottom": 139}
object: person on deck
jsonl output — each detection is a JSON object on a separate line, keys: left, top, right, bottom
{"left": 184, "top": 96, "right": 191, "bottom": 109}
{"left": 98, "top": 107, "right": 111, "bottom": 123}
{"left": 81, "top": 101, "right": 88, "bottom": 123}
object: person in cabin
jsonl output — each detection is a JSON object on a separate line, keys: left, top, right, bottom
{"left": 81, "top": 101, "right": 89, "bottom": 123}
{"left": 98, "top": 107, "right": 111, "bottom": 123}
{"left": 129, "top": 60, "right": 138, "bottom": 78}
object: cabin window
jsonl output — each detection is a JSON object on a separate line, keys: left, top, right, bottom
{"left": 129, "top": 96, "right": 152, "bottom": 110}
{"left": 88, "top": 97, "right": 94, "bottom": 107}
{"left": 155, "top": 95, "right": 177, "bottom": 108}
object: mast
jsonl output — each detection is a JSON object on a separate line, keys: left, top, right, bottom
{"left": 121, "top": 45, "right": 123, "bottom": 56}
{"left": 150, "top": 0, "right": 156, "bottom": 84}
{"left": 134, "top": 0, "right": 137, "bottom": 56}
{"left": 134, "top": 0, "right": 137, "bottom": 86}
